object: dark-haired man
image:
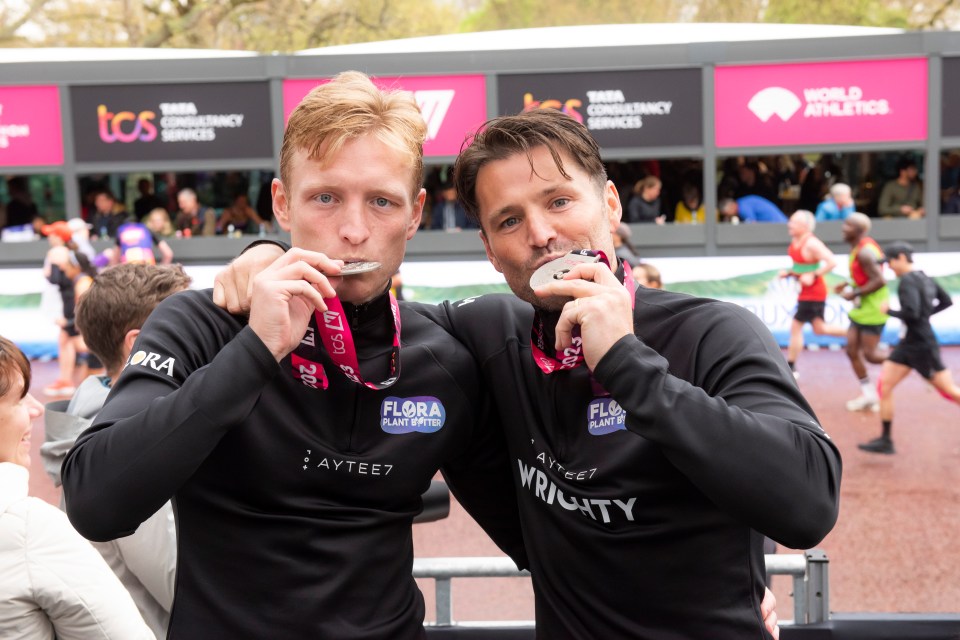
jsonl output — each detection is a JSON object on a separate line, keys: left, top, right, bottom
{"left": 859, "top": 241, "right": 959, "bottom": 454}
{"left": 878, "top": 156, "right": 924, "bottom": 219}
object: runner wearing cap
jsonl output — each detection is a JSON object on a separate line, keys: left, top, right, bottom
{"left": 859, "top": 241, "right": 960, "bottom": 455}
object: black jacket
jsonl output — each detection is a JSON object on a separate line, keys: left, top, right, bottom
{"left": 63, "top": 289, "right": 525, "bottom": 639}
{"left": 414, "top": 283, "right": 842, "bottom": 639}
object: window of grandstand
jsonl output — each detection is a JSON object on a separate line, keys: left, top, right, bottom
{"left": 77, "top": 170, "right": 275, "bottom": 234}
{"left": 0, "top": 174, "right": 66, "bottom": 241}
{"left": 716, "top": 151, "right": 927, "bottom": 222}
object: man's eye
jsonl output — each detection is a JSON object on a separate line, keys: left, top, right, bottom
{"left": 316, "top": 194, "right": 334, "bottom": 204}
{"left": 552, "top": 198, "right": 570, "bottom": 208}
{"left": 500, "top": 217, "right": 519, "bottom": 229}
{"left": 374, "top": 197, "right": 391, "bottom": 207}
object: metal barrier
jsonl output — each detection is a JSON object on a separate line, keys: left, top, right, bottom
{"left": 413, "top": 550, "right": 829, "bottom": 627}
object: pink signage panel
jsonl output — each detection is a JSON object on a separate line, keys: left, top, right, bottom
{"left": 283, "top": 75, "right": 486, "bottom": 157}
{"left": 715, "top": 58, "right": 927, "bottom": 148}
{"left": 0, "top": 85, "right": 63, "bottom": 167}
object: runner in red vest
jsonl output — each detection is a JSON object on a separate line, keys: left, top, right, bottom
{"left": 779, "top": 210, "right": 846, "bottom": 379}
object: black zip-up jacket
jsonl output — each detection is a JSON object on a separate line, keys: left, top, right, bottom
{"left": 62, "top": 289, "right": 526, "bottom": 639}
{"left": 887, "top": 270, "right": 952, "bottom": 350}
{"left": 414, "top": 283, "right": 842, "bottom": 639}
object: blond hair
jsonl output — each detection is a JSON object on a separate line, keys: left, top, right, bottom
{"left": 280, "top": 71, "right": 426, "bottom": 196}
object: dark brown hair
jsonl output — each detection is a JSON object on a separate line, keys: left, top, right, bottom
{"left": 76, "top": 264, "right": 192, "bottom": 374}
{"left": 454, "top": 109, "right": 607, "bottom": 228}
{"left": 0, "top": 336, "right": 31, "bottom": 399}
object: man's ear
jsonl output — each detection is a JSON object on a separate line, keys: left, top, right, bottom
{"left": 605, "top": 180, "right": 623, "bottom": 232}
{"left": 272, "top": 178, "right": 291, "bottom": 231}
{"left": 407, "top": 188, "right": 426, "bottom": 240}
{"left": 479, "top": 230, "right": 503, "bottom": 273}
{"left": 122, "top": 328, "right": 141, "bottom": 361}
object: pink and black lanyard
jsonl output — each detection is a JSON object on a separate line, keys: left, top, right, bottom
{"left": 290, "top": 292, "right": 402, "bottom": 391}
{"left": 530, "top": 251, "right": 636, "bottom": 392}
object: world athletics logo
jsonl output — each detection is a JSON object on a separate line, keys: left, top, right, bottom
{"left": 381, "top": 396, "right": 447, "bottom": 434}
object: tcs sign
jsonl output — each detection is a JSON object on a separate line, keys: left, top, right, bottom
{"left": 97, "top": 104, "right": 157, "bottom": 143}
{"left": 522, "top": 93, "right": 583, "bottom": 123}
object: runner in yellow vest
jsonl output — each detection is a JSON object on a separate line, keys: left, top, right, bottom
{"left": 835, "top": 213, "right": 889, "bottom": 411}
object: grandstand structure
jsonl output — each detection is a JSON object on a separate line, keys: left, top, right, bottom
{"left": 2, "top": 24, "right": 960, "bottom": 266}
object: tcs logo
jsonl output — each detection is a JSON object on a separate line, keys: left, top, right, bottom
{"left": 523, "top": 93, "right": 583, "bottom": 123}
{"left": 97, "top": 104, "right": 157, "bottom": 143}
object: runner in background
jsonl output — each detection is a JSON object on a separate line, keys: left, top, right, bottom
{"left": 779, "top": 210, "right": 846, "bottom": 379}
{"left": 859, "top": 241, "right": 960, "bottom": 455}
{"left": 835, "top": 213, "right": 889, "bottom": 412}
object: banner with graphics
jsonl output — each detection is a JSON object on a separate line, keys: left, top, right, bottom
{"left": 70, "top": 82, "right": 273, "bottom": 162}
{"left": 283, "top": 76, "right": 486, "bottom": 157}
{"left": 0, "top": 86, "right": 63, "bottom": 167}
{"left": 497, "top": 69, "right": 702, "bottom": 149}
{"left": 4, "top": 254, "right": 959, "bottom": 358}
{"left": 715, "top": 58, "right": 927, "bottom": 148}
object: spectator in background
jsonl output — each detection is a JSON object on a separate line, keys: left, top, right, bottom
{"left": 626, "top": 176, "right": 665, "bottom": 224}
{"left": 836, "top": 212, "right": 890, "bottom": 412}
{"left": 217, "top": 193, "right": 272, "bottom": 235}
{"left": 878, "top": 156, "right": 924, "bottom": 219}
{"left": 780, "top": 210, "right": 847, "bottom": 379}
{"left": 133, "top": 178, "right": 164, "bottom": 222}
{"left": 632, "top": 262, "right": 662, "bottom": 289}
{"left": 941, "top": 168, "right": 960, "bottom": 214}
{"left": 815, "top": 183, "right": 856, "bottom": 222}
{"left": 3, "top": 177, "right": 43, "bottom": 231}
{"left": 41, "top": 221, "right": 101, "bottom": 397}
{"left": 430, "top": 183, "right": 474, "bottom": 231}
{"left": 0, "top": 335, "right": 154, "bottom": 640}
{"left": 41, "top": 264, "right": 192, "bottom": 638}
{"left": 858, "top": 241, "right": 959, "bottom": 455}
{"left": 719, "top": 195, "right": 787, "bottom": 223}
{"left": 90, "top": 190, "right": 132, "bottom": 240}
{"left": 734, "top": 161, "right": 779, "bottom": 205}
{"left": 390, "top": 270, "right": 404, "bottom": 301}
{"left": 110, "top": 220, "right": 174, "bottom": 266}
{"left": 674, "top": 183, "right": 705, "bottom": 224}
{"left": 611, "top": 223, "right": 640, "bottom": 266}
{"left": 144, "top": 207, "right": 176, "bottom": 239}
{"left": 174, "top": 188, "right": 217, "bottom": 237}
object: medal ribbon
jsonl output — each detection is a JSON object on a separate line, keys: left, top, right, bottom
{"left": 530, "top": 251, "right": 636, "bottom": 377}
{"left": 290, "top": 292, "right": 402, "bottom": 391}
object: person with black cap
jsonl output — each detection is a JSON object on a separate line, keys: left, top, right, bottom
{"left": 859, "top": 241, "right": 960, "bottom": 454}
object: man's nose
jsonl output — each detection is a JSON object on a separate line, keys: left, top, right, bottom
{"left": 526, "top": 213, "right": 557, "bottom": 248}
{"left": 339, "top": 201, "right": 371, "bottom": 245}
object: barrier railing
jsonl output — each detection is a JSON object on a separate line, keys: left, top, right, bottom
{"left": 413, "top": 550, "right": 829, "bottom": 627}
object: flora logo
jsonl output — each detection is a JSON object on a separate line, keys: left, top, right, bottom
{"left": 587, "top": 398, "right": 626, "bottom": 436}
{"left": 97, "top": 104, "right": 157, "bottom": 143}
{"left": 127, "top": 350, "right": 175, "bottom": 377}
{"left": 381, "top": 396, "right": 446, "bottom": 434}
{"left": 747, "top": 87, "right": 803, "bottom": 123}
{"left": 415, "top": 90, "right": 454, "bottom": 142}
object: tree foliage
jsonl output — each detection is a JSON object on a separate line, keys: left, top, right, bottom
{"left": 2, "top": 0, "right": 461, "bottom": 51}
{"left": 3, "top": 0, "right": 960, "bottom": 51}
